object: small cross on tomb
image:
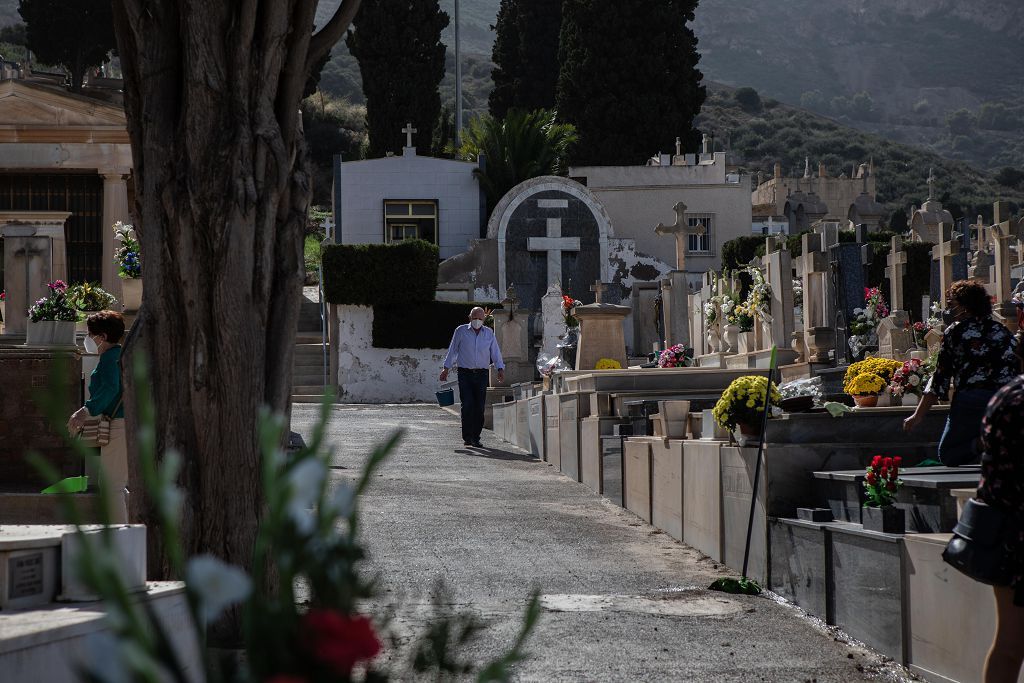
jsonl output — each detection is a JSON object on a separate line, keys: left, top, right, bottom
{"left": 970, "top": 214, "right": 987, "bottom": 251}
{"left": 931, "top": 222, "right": 960, "bottom": 307}
{"left": 402, "top": 122, "right": 417, "bottom": 148}
{"left": 590, "top": 280, "right": 607, "bottom": 304}
{"left": 654, "top": 201, "right": 697, "bottom": 272}
{"left": 885, "top": 237, "right": 907, "bottom": 312}
{"left": 528, "top": 218, "right": 581, "bottom": 289}
{"left": 927, "top": 167, "right": 936, "bottom": 199}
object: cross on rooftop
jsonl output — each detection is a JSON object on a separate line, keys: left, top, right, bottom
{"left": 927, "top": 167, "right": 936, "bottom": 200}
{"left": 590, "top": 280, "right": 607, "bottom": 304}
{"left": 402, "top": 122, "right": 417, "bottom": 148}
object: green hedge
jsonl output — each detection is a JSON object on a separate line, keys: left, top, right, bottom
{"left": 322, "top": 240, "right": 438, "bottom": 306}
{"left": 372, "top": 301, "right": 503, "bottom": 349}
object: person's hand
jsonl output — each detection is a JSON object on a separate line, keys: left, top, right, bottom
{"left": 439, "top": 368, "right": 449, "bottom": 382}
{"left": 497, "top": 369, "right": 505, "bottom": 384}
{"left": 67, "top": 407, "right": 88, "bottom": 434}
{"left": 903, "top": 412, "right": 924, "bottom": 433}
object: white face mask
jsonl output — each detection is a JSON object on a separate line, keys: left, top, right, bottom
{"left": 470, "top": 319, "right": 484, "bottom": 330}
{"left": 83, "top": 334, "right": 99, "bottom": 354}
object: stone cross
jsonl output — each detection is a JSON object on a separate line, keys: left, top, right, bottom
{"left": 502, "top": 284, "right": 519, "bottom": 317}
{"left": 402, "top": 122, "right": 417, "bottom": 148}
{"left": 675, "top": 136, "right": 682, "bottom": 156}
{"left": 654, "top": 202, "right": 700, "bottom": 272}
{"left": 528, "top": 218, "right": 581, "bottom": 291}
{"left": 926, "top": 167, "right": 936, "bottom": 199}
{"left": 590, "top": 280, "right": 606, "bottom": 304}
{"left": 885, "top": 237, "right": 907, "bottom": 312}
{"left": 931, "top": 222, "right": 960, "bottom": 308}
{"left": 970, "top": 214, "right": 987, "bottom": 252}
{"left": 991, "top": 221, "right": 1013, "bottom": 306}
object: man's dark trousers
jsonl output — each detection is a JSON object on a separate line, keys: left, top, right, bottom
{"left": 457, "top": 368, "right": 489, "bottom": 443}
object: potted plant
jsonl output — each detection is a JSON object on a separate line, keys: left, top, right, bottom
{"left": 114, "top": 221, "right": 142, "bottom": 311}
{"left": 848, "top": 287, "right": 889, "bottom": 360}
{"left": 712, "top": 375, "right": 781, "bottom": 443}
{"left": 595, "top": 357, "right": 622, "bottom": 370}
{"left": 843, "top": 357, "right": 903, "bottom": 406}
{"left": 27, "top": 280, "right": 77, "bottom": 346}
{"left": 888, "top": 358, "right": 928, "bottom": 406}
{"left": 719, "top": 288, "right": 742, "bottom": 353}
{"left": 844, "top": 372, "right": 886, "bottom": 407}
{"left": 862, "top": 454, "right": 905, "bottom": 533}
{"left": 657, "top": 343, "right": 694, "bottom": 368}
{"left": 66, "top": 282, "right": 118, "bottom": 332}
{"left": 559, "top": 293, "right": 581, "bottom": 367}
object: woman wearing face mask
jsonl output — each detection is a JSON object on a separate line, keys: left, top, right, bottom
{"left": 903, "top": 280, "right": 1019, "bottom": 466}
{"left": 67, "top": 310, "right": 128, "bottom": 523}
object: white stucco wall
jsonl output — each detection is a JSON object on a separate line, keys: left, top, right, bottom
{"left": 336, "top": 148, "right": 483, "bottom": 259}
{"left": 570, "top": 154, "right": 752, "bottom": 282}
{"left": 336, "top": 305, "right": 451, "bottom": 403}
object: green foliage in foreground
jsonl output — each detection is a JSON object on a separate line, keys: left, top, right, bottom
{"left": 30, "top": 355, "right": 540, "bottom": 682}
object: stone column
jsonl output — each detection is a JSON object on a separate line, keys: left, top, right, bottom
{"left": 101, "top": 170, "right": 131, "bottom": 304}
{"left": 0, "top": 212, "right": 72, "bottom": 338}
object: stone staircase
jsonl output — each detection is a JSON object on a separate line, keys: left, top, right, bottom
{"left": 292, "top": 287, "right": 330, "bottom": 404}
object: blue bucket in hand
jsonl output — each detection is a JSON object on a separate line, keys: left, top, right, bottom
{"left": 436, "top": 388, "right": 455, "bottom": 407}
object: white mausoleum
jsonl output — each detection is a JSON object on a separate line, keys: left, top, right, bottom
{"left": 331, "top": 126, "right": 486, "bottom": 259}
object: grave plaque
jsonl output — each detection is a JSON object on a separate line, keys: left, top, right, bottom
{"left": 9, "top": 552, "right": 45, "bottom": 599}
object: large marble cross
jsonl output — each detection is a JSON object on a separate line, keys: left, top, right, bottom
{"left": 885, "top": 237, "right": 907, "bottom": 312}
{"left": 402, "top": 122, "right": 417, "bottom": 148}
{"left": 931, "top": 222, "right": 960, "bottom": 307}
{"left": 654, "top": 201, "right": 701, "bottom": 272}
{"left": 528, "top": 218, "right": 580, "bottom": 289}
{"left": 970, "top": 214, "right": 987, "bottom": 252}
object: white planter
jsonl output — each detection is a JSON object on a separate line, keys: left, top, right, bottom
{"left": 723, "top": 324, "right": 740, "bottom": 354}
{"left": 901, "top": 393, "right": 920, "bottom": 407}
{"left": 877, "top": 392, "right": 892, "bottom": 407}
{"left": 26, "top": 320, "right": 76, "bottom": 346}
{"left": 706, "top": 327, "right": 721, "bottom": 353}
{"left": 121, "top": 278, "right": 142, "bottom": 312}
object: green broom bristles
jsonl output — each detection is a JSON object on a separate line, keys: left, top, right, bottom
{"left": 708, "top": 577, "right": 762, "bottom": 595}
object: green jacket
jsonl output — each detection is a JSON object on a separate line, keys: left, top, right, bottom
{"left": 85, "top": 346, "right": 124, "bottom": 418}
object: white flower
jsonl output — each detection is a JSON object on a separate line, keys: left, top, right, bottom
{"left": 286, "top": 458, "right": 327, "bottom": 533}
{"left": 853, "top": 308, "right": 863, "bottom": 315}
{"left": 324, "top": 482, "right": 355, "bottom": 519}
{"left": 908, "top": 374, "right": 920, "bottom": 387}
{"left": 185, "top": 555, "right": 252, "bottom": 623}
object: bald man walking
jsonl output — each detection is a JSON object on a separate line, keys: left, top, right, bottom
{"left": 440, "top": 307, "right": 505, "bottom": 447}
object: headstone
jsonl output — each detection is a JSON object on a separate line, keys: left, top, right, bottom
{"left": 495, "top": 178, "right": 610, "bottom": 312}
{"left": 885, "top": 237, "right": 907, "bottom": 313}
{"left": 830, "top": 241, "right": 868, "bottom": 361}
{"left": 877, "top": 311, "right": 913, "bottom": 359}
{"left": 630, "top": 282, "right": 661, "bottom": 355}
{"left": 0, "top": 212, "right": 73, "bottom": 338}
{"left": 653, "top": 202, "right": 695, "bottom": 346}
{"left": 574, "top": 303, "right": 631, "bottom": 371}
{"left": 797, "top": 233, "right": 835, "bottom": 362}
{"left": 761, "top": 240, "right": 796, "bottom": 352}
{"left": 491, "top": 286, "right": 534, "bottom": 385}
{"left": 930, "top": 223, "right": 963, "bottom": 308}
{"left": 539, "top": 283, "right": 565, "bottom": 362}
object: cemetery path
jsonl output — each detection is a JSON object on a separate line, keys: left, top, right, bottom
{"left": 293, "top": 404, "right": 905, "bottom": 682}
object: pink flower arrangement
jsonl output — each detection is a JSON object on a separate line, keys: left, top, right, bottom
{"left": 888, "top": 358, "right": 927, "bottom": 398}
{"left": 658, "top": 343, "right": 694, "bottom": 368}
{"left": 863, "top": 286, "right": 889, "bottom": 319}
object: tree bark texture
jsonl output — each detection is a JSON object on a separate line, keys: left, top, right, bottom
{"left": 110, "top": 0, "right": 359, "bottom": 644}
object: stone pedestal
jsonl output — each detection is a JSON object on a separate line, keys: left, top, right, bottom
{"left": 573, "top": 302, "right": 630, "bottom": 371}
{"left": 0, "top": 212, "right": 72, "bottom": 339}
{"left": 490, "top": 308, "right": 534, "bottom": 386}
{"left": 661, "top": 270, "right": 690, "bottom": 347}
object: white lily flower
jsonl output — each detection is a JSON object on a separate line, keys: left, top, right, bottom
{"left": 286, "top": 458, "right": 327, "bottom": 533}
{"left": 185, "top": 555, "right": 253, "bottom": 623}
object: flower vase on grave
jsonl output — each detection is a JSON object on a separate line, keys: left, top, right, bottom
{"left": 862, "top": 505, "right": 905, "bottom": 534}
{"left": 121, "top": 278, "right": 142, "bottom": 312}
{"left": 707, "top": 327, "right": 721, "bottom": 353}
{"left": 901, "top": 393, "right": 920, "bottom": 407}
{"left": 723, "top": 324, "right": 739, "bottom": 354}
{"left": 876, "top": 392, "right": 892, "bottom": 408}
{"left": 852, "top": 394, "right": 879, "bottom": 408}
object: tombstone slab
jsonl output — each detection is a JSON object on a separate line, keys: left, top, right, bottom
{"left": 0, "top": 212, "right": 72, "bottom": 338}
{"left": 573, "top": 302, "right": 630, "bottom": 371}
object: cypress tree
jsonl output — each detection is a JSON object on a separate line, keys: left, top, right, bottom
{"left": 489, "top": 0, "right": 564, "bottom": 118}
{"left": 556, "top": 0, "right": 705, "bottom": 166}
{"left": 347, "top": 0, "right": 449, "bottom": 158}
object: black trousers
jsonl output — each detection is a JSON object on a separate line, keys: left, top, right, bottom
{"left": 457, "top": 368, "right": 489, "bottom": 443}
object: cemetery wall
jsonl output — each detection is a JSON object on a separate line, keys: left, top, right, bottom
{"left": 335, "top": 305, "right": 449, "bottom": 403}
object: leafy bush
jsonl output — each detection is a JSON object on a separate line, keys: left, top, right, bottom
{"left": 372, "top": 301, "right": 502, "bottom": 349}
{"left": 66, "top": 282, "right": 116, "bottom": 312}
{"left": 322, "top": 240, "right": 439, "bottom": 306}
{"left": 720, "top": 235, "right": 765, "bottom": 273}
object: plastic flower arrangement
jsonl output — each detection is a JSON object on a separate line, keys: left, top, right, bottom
{"left": 658, "top": 343, "right": 694, "bottom": 368}
{"left": 66, "top": 282, "right": 117, "bottom": 313}
{"left": 703, "top": 297, "right": 719, "bottom": 325}
{"left": 732, "top": 302, "right": 755, "bottom": 331}
{"left": 712, "top": 375, "right": 781, "bottom": 430}
{"left": 113, "top": 221, "right": 142, "bottom": 279}
{"left": 744, "top": 266, "right": 772, "bottom": 317}
{"left": 719, "top": 289, "right": 741, "bottom": 326}
{"left": 843, "top": 357, "right": 903, "bottom": 388}
{"left": 848, "top": 287, "right": 890, "bottom": 358}
{"left": 864, "top": 455, "right": 903, "bottom": 507}
{"left": 562, "top": 294, "right": 581, "bottom": 328}
{"left": 595, "top": 357, "right": 622, "bottom": 370}
{"left": 888, "top": 358, "right": 928, "bottom": 398}
{"left": 845, "top": 372, "right": 886, "bottom": 396}
{"left": 27, "top": 280, "right": 77, "bottom": 323}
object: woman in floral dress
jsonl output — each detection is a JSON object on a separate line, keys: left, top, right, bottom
{"left": 977, "top": 374, "right": 1024, "bottom": 682}
{"left": 903, "top": 280, "right": 1019, "bottom": 465}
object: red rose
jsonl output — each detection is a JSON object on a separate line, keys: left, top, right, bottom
{"left": 887, "top": 482, "right": 897, "bottom": 492}
{"left": 872, "top": 455, "right": 883, "bottom": 468}
{"left": 302, "top": 610, "right": 381, "bottom": 676}
{"left": 883, "top": 457, "right": 893, "bottom": 469}
{"left": 866, "top": 472, "right": 877, "bottom": 485}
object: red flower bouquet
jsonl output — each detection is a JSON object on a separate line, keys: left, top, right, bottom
{"left": 863, "top": 455, "right": 903, "bottom": 507}
{"left": 302, "top": 610, "right": 381, "bottom": 676}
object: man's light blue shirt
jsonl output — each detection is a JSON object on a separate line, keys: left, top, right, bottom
{"left": 443, "top": 324, "right": 505, "bottom": 370}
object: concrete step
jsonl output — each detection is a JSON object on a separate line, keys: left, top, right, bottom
{"left": 293, "top": 376, "right": 326, "bottom": 387}
{"left": 295, "top": 333, "right": 323, "bottom": 343}
{"left": 292, "top": 394, "right": 329, "bottom": 404}
{"left": 294, "top": 342, "right": 326, "bottom": 353}
{"left": 292, "top": 385, "right": 329, "bottom": 396}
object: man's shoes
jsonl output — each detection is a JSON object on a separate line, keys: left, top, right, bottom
{"left": 471, "top": 440, "right": 484, "bottom": 448}
{"left": 463, "top": 441, "right": 472, "bottom": 447}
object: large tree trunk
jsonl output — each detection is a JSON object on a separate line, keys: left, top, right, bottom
{"left": 111, "top": 0, "right": 359, "bottom": 645}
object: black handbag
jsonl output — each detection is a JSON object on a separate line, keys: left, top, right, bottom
{"left": 942, "top": 498, "right": 1014, "bottom": 585}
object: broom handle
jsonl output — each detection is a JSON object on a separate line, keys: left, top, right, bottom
{"left": 741, "top": 345, "right": 777, "bottom": 579}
